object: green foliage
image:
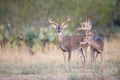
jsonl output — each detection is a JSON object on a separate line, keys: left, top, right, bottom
{"left": 0, "top": 0, "right": 116, "bottom": 26}
{"left": 0, "top": 0, "right": 119, "bottom": 48}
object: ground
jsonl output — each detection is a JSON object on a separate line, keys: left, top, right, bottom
{"left": 0, "top": 39, "right": 120, "bottom": 80}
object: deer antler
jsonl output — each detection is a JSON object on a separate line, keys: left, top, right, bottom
{"left": 48, "top": 18, "right": 58, "bottom": 26}
{"left": 86, "top": 19, "right": 92, "bottom": 30}
{"left": 61, "top": 16, "right": 71, "bottom": 27}
{"left": 77, "top": 19, "right": 92, "bottom": 31}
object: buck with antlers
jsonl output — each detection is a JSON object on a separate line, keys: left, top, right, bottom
{"left": 48, "top": 17, "right": 88, "bottom": 71}
{"left": 77, "top": 19, "right": 104, "bottom": 63}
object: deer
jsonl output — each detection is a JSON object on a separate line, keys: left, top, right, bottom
{"left": 77, "top": 19, "right": 104, "bottom": 63}
{"left": 48, "top": 17, "right": 89, "bottom": 71}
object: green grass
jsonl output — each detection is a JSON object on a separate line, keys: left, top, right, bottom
{"left": 0, "top": 63, "right": 63, "bottom": 75}
{"left": 0, "top": 60, "right": 119, "bottom": 80}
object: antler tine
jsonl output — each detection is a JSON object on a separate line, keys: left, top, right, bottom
{"left": 81, "top": 22, "right": 86, "bottom": 30}
{"left": 80, "top": 22, "right": 88, "bottom": 30}
{"left": 85, "top": 19, "right": 89, "bottom": 30}
{"left": 87, "top": 18, "right": 92, "bottom": 30}
{"left": 48, "top": 18, "right": 57, "bottom": 26}
{"left": 67, "top": 16, "right": 71, "bottom": 22}
{"left": 76, "top": 22, "right": 86, "bottom": 30}
{"left": 76, "top": 18, "right": 92, "bottom": 31}
{"left": 81, "top": 19, "right": 92, "bottom": 30}
{"left": 61, "top": 16, "right": 71, "bottom": 27}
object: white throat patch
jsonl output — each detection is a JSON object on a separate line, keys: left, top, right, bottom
{"left": 57, "top": 32, "right": 62, "bottom": 35}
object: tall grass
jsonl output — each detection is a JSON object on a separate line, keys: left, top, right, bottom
{"left": 0, "top": 39, "right": 120, "bottom": 80}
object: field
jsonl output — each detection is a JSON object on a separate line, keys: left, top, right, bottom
{"left": 0, "top": 39, "right": 120, "bottom": 80}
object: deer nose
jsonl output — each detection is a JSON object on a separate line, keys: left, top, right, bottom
{"left": 58, "top": 31, "right": 61, "bottom": 33}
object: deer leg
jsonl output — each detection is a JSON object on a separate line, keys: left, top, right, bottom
{"left": 96, "top": 52, "right": 103, "bottom": 62}
{"left": 83, "top": 46, "right": 88, "bottom": 58}
{"left": 90, "top": 47, "right": 95, "bottom": 63}
{"left": 90, "top": 50, "right": 97, "bottom": 71}
{"left": 79, "top": 47, "right": 86, "bottom": 71}
{"left": 63, "top": 52, "right": 67, "bottom": 71}
{"left": 68, "top": 50, "right": 71, "bottom": 71}
{"left": 101, "top": 52, "right": 104, "bottom": 72}
{"left": 96, "top": 53, "right": 98, "bottom": 58}
{"left": 78, "top": 47, "right": 82, "bottom": 68}
{"left": 81, "top": 48, "right": 86, "bottom": 71}
{"left": 101, "top": 52, "right": 103, "bottom": 62}
{"left": 96, "top": 52, "right": 104, "bottom": 72}
{"left": 94, "top": 53, "right": 97, "bottom": 65}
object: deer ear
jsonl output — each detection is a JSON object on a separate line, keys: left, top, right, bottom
{"left": 62, "top": 24, "right": 68, "bottom": 29}
{"left": 51, "top": 24, "right": 57, "bottom": 29}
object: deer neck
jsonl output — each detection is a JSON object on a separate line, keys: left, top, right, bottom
{"left": 89, "top": 38, "right": 100, "bottom": 49}
{"left": 57, "top": 32, "right": 64, "bottom": 43}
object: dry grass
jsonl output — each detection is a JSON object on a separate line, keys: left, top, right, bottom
{"left": 0, "top": 39, "right": 120, "bottom": 80}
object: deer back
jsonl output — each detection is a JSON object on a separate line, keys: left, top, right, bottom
{"left": 67, "top": 34, "right": 86, "bottom": 50}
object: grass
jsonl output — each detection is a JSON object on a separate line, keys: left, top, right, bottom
{"left": 0, "top": 63, "right": 57, "bottom": 75}
{"left": 0, "top": 39, "right": 120, "bottom": 80}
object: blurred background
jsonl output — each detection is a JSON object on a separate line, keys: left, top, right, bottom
{"left": 0, "top": 0, "right": 120, "bottom": 53}
{"left": 0, "top": 0, "right": 120, "bottom": 79}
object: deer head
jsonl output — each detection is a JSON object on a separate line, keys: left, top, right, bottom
{"left": 83, "top": 31, "right": 95, "bottom": 41}
{"left": 48, "top": 17, "right": 71, "bottom": 34}
{"left": 77, "top": 19, "right": 95, "bottom": 44}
